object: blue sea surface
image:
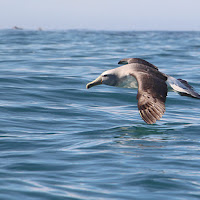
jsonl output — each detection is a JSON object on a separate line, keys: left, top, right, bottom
{"left": 0, "top": 30, "right": 200, "bottom": 200}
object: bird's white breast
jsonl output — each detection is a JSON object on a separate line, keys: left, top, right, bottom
{"left": 117, "top": 75, "right": 138, "bottom": 89}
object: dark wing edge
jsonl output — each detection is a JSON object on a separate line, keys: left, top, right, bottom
{"left": 118, "top": 58, "right": 158, "bottom": 70}
{"left": 130, "top": 72, "right": 168, "bottom": 124}
{"left": 177, "top": 79, "right": 200, "bottom": 99}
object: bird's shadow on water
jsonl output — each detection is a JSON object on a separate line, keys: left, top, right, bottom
{"left": 110, "top": 121, "right": 194, "bottom": 146}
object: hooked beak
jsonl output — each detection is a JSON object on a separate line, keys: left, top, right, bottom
{"left": 86, "top": 75, "right": 102, "bottom": 89}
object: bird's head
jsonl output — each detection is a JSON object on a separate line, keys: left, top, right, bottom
{"left": 86, "top": 69, "right": 118, "bottom": 89}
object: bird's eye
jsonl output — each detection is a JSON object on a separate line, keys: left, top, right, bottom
{"left": 103, "top": 74, "right": 108, "bottom": 77}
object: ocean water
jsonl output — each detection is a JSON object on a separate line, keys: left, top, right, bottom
{"left": 0, "top": 29, "right": 200, "bottom": 200}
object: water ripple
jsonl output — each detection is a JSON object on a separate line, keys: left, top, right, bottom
{"left": 0, "top": 30, "right": 200, "bottom": 200}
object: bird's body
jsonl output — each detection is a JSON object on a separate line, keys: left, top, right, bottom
{"left": 86, "top": 58, "right": 200, "bottom": 124}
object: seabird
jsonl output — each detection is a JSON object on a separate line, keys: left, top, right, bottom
{"left": 86, "top": 58, "right": 200, "bottom": 124}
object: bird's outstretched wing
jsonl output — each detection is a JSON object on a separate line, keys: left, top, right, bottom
{"left": 177, "top": 79, "right": 200, "bottom": 99}
{"left": 118, "top": 58, "right": 158, "bottom": 70}
{"left": 130, "top": 64, "right": 168, "bottom": 124}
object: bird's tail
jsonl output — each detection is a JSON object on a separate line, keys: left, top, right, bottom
{"left": 167, "top": 76, "right": 200, "bottom": 99}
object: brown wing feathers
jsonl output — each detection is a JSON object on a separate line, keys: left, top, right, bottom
{"left": 137, "top": 90, "right": 166, "bottom": 124}
{"left": 130, "top": 65, "right": 168, "bottom": 124}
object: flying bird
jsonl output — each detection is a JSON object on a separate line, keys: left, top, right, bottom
{"left": 86, "top": 58, "right": 200, "bottom": 124}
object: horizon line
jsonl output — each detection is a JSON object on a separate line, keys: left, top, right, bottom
{"left": 1, "top": 27, "right": 200, "bottom": 32}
